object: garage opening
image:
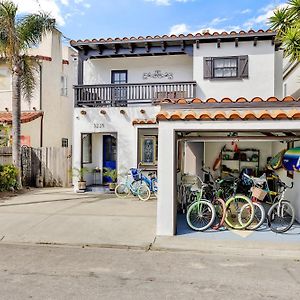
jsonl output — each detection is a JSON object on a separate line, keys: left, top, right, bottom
{"left": 175, "top": 130, "right": 300, "bottom": 239}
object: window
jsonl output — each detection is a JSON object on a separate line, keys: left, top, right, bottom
{"left": 204, "top": 56, "right": 249, "bottom": 79}
{"left": 0, "top": 65, "right": 11, "bottom": 90}
{"left": 213, "top": 57, "right": 238, "bottom": 78}
{"left": 140, "top": 136, "right": 157, "bottom": 165}
{"left": 61, "top": 75, "right": 68, "bottom": 96}
{"left": 62, "top": 138, "right": 68, "bottom": 148}
{"left": 82, "top": 133, "right": 92, "bottom": 164}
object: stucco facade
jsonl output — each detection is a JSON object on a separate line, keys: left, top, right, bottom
{"left": 71, "top": 30, "right": 299, "bottom": 236}
{"left": 0, "top": 30, "right": 76, "bottom": 148}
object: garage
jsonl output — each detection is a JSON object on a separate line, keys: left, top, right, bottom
{"left": 156, "top": 97, "right": 300, "bottom": 237}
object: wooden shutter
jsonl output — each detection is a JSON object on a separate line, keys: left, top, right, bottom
{"left": 238, "top": 55, "right": 249, "bottom": 78}
{"left": 203, "top": 57, "right": 213, "bottom": 79}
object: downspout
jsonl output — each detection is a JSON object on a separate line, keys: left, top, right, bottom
{"left": 39, "top": 63, "right": 43, "bottom": 147}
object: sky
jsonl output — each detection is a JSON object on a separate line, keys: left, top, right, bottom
{"left": 11, "top": 0, "right": 288, "bottom": 42}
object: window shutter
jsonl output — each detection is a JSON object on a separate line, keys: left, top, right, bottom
{"left": 238, "top": 55, "right": 249, "bottom": 78}
{"left": 203, "top": 57, "right": 213, "bottom": 79}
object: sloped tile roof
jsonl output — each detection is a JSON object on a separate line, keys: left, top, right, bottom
{"left": 0, "top": 111, "right": 44, "bottom": 124}
{"left": 132, "top": 119, "right": 157, "bottom": 125}
{"left": 156, "top": 110, "right": 300, "bottom": 121}
{"left": 70, "top": 29, "right": 274, "bottom": 45}
{"left": 159, "top": 96, "right": 299, "bottom": 105}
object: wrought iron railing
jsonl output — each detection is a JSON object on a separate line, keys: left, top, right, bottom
{"left": 74, "top": 81, "right": 197, "bottom": 107}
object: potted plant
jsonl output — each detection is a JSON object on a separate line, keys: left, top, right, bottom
{"left": 103, "top": 167, "right": 118, "bottom": 191}
{"left": 71, "top": 167, "right": 90, "bottom": 192}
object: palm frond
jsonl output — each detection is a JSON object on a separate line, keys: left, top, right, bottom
{"left": 269, "top": 7, "right": 293, "bottom": 38}
{"left": 17, "top": 12, "right": 56, "bottom": 50}
{"left": 0, "top": 1, "right": 18, "bottom": 61}
{"left": 281, "top": 25, "right": 300, "bottom": 62}
{"left": 288, "top": 0, "right": 300, "bottom": 18}
{"left": 20, "top": 55, "right": 38, "bottom": 102}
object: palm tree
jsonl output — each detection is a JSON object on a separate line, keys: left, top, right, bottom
{"left": 269, "top": 0, "right": 300, "bottom": 62}
{"left": 0, "top": 1, "right": 56, "bottom": 186}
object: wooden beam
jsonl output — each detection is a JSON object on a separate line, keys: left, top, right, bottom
{"left": 145, "top": 42, "right": 150, "bottom": 53}
{"left": 261, "top": 132, "right": 276, "bottom": 137}
{"left": 254, "top": 37, "right": 258, "bottom": 46}
{"left": 235, "top": 38, "right": 239, "bottom": 47}
{"left": 283, "top": 132, "right": 296, "bottom": 137}
{"left": 129, "top": 43, "right": 134, "bottom": 53}
{"left": 181, "top": 40, "right": 185, "bottom": 51}
{"left": 217, "top": 39, "right": 221, "bottom": 48}
{"left": 161, "top": 41, "right": 166, "bottom": 52}
{"left": 97, "top": 45, "right": 102, "bottom": 54}
{"left": 112, "top": 44, "right": 118, "bottom": 54}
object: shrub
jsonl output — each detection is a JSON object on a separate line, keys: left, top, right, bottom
{"left": 0, "top": 164, "right": 19, "bottom": 192}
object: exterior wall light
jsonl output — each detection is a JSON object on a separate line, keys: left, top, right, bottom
{"left": 100, "top": 110, "right": 106, "bottom": 115}
{"left": 80, "top": 110, "right": 87, "bottom": 115}
{"left": 140, "top": 109, "right": 146, "bottom": 114}
{"left": 120, "top": 109, "right": 126, "bottom": 115}
{"left": 5, "top": 107, "right": 9, "bottom": 112}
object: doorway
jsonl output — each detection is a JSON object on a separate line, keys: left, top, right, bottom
{"left": 103, "top": 135, "right": 117, "bottom": 183}
{"left": 111, "top": 70, "right": 128, "bottom": 106}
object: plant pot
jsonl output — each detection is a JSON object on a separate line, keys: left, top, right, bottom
{"left": 109, "top": 182, "right": 117, "bottom": 191}
{"left": 78, "top": 180, "right": 87, "bottom": 191}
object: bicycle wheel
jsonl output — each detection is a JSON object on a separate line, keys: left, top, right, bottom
{"left": 225, "top": 195, "right": 254, "bottom": 230}
{"left": 239, "top": 202, "right": 266, "bottom": 231}
{"left": 267, "top": 201, "right": 295, "bottom": 233}
{"left": 131, "top": 180, "right": 144, "bottom": 196}
{"left": 211, "top": 198, "right": 226, "bottom": 230}
{"left": 115, "top": 183, "right": 130, "bottom": 198}
{"left": 137, "top": 184, "right": 151, "bottom": 201}
{"left": 186, "top": 200, "right": 216, "bottom": 231}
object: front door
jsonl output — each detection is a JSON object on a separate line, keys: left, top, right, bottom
{"left": 111, "top": 70, "right": 128, "bottom": 106}
{"left": 103, "top": 135, "right": 117, "bottom": 183}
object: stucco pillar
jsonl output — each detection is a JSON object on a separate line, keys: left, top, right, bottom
{"left": 157, "top": 123, "right": 176, "bottom": 236}
{"left": 72, "top": 120, "right": 82, "bottom": 191}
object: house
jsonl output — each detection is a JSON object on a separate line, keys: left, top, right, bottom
{"left": 0, "top": 29, "right": 76, "bottom": 148}
{"left": 71, "top": 29, "right": 300, "bottom": 236}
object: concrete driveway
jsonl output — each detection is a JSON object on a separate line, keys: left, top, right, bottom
{"left": 0, "top": 188, "right": 157, "bottom": 248}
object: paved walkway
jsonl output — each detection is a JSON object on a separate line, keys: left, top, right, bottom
{"left": 1, "top": 188, "right": 300, "bottom": 258}
{"left": 0, "top": 188, "right": 157, "bottom": 248}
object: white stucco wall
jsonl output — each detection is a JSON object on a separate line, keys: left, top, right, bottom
{"left": 283, "top": 61, "right": 300, "bottom": 98}
{"left": 73, "top": 106, "right": 159, "bottom": 188}
{"left": 83, "top": 55, "right": 193, "bottom": 85}
{"left": 193, "top": 40, "right": 280, "bottom": 99}
{"left": 157, "top": 120, "right": 300, "bottom": 236}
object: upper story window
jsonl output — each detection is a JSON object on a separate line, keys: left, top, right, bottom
{"left": 204, "top": 56, "right": 249, "bottom": 80}
{"left": 0, "top": 65, "right": 11, "bottom": 91}
{"left": 61, "top": 75, "right": 68, "bottom": 96}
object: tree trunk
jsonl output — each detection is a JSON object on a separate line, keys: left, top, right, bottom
{"left": 11, "top": 69, "right": 22, "bottom": 188}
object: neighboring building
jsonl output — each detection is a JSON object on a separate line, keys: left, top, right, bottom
{"left": 0, "top": 29, "right": 76, "bottom": 148}
{"left": 283, "top": 58, "right": 300, "bottom": 99}
{"left": 71, "top": 29, "right": 300, "bottom": 235}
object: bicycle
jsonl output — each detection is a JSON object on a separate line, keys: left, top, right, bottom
{"left": 219, "top": 175, "right": 255, "bottom": 230}
{"left": 239, "top": 173, "right": 266, "bottom": 231}
{"left": 186, "top": 176, "right": 216, "bottom": 231}
{"left": 115, "top": 169, "right": 149, "bottom": 201}
{"left": 267, "top": 180, "right": 295, "bottom": 233}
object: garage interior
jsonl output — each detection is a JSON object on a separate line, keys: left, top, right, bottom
{"left": 175, "top": 130, "right": 300, "bottom": 240}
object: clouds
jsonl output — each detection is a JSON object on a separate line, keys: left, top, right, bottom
{"left": 10, "top": 0, "right": 91, "bottom": 26}
{"left": 146, "top": 0, "right": 193, "bottom": 6}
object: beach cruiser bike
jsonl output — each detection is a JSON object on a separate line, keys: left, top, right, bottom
{"left": 114, "top": 168, "right": 150, "bottom": 201}
{"left": 242, "top": 173, "right": 295, "bottom": 233}
{"left": 186, "top": 175, "right": 216, "bottom": 231}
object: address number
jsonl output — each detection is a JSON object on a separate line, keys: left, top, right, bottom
{"left": 94, "top": 123, "right": 105, "bottom": 129}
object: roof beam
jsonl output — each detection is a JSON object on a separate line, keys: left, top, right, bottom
{"left": 235, "top": 38, "right": 239, "bottom": 47}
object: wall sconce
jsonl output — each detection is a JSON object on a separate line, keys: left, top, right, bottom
{"left": 140, "top": 109, "right": 146, "bottom": 114}
{"left": 33, "top": 107, "right": 37, "bottom": 111}
{"left": 120, "top": 109, "right": 126, "bottom": 115}
{"left": 80, "top": 110, "right": 87, "bottom": 115}
{"left": 100, "top": 110, "right": 106, "bottom": 115}
{"left": 5, "top": 107, "right": 9, "bottom": 112}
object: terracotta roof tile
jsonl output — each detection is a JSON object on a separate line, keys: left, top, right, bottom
{"left": 0, "top": 111, "right": 43, "bottom": 124}
{"left": 156, "top": 110, "right": 300, "bottom": 122}
{"left": 159, "top": 96, "right": 300, "bottom": 105}
{"left": 132, "top": 119, "right": 157, "bottom": 125}
{"left": 70, "top": 29, "right": 275, "bottom": 46}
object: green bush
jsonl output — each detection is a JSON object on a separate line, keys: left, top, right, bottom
{"left": 0, "top": 164, "right": 19, "bottom": 191}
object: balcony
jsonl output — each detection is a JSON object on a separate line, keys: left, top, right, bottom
{"left": 74, "top": 81, "right": 197, "bottom": 107}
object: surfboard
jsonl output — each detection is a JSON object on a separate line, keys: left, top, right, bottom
{"left": 267, "top": 149, "right": 286, "bottom": 170}
{"left": 282, "top": 147, "right": 300, "bottom": 172}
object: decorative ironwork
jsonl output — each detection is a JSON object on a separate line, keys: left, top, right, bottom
{"left": 143, "top": 70, "right": 173, "bottom": 80}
